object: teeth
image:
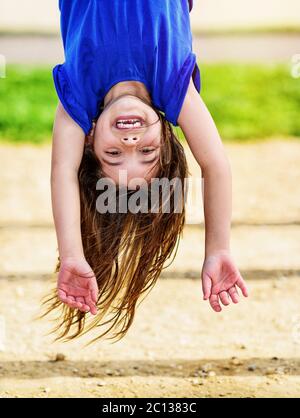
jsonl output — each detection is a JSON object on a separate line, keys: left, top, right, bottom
{"left": 116, "top": 119, "right": 142, "bottom": 129}
{"left": 118, "top": 119, "right": 140, "bottom": 123}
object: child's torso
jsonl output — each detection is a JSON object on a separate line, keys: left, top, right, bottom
{"left": 54, "top": 0, "right": 200, "bottom": 133}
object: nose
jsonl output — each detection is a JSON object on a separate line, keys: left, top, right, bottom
{"left": 121, "top": 134, "right": 140, "bottom": 146}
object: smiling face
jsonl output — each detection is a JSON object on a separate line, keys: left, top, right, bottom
{"left": 93, "top": 94, "right": 162, "bottom": 188}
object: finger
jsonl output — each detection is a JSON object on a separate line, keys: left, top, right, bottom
{"left": 236, "top": 275, "right": 249, "bottom": 297}
{"left": 228, "top": 286, "right": 239, "bottom": 304}
{"left": 88, "top": 278, "right": 99, "bottom": 303}
{"left": 209, "top": 294, "right": 222, "bottom": 312}
{"left": 219, "top": 291, "right": 230, "bottom": 306}
{"left": 74, "top": 297, "right": 84, "bottom": 310}
{"left": 85, "top": 296, "right": 97, "bottom": 315}
{"left": 57, "top": 289, "right": 68, "bottom": 303}
{"left": 66, "top": 295, "right": 79, "bottom": 309}
{"left": 76, "top": 297, "right": 90, "bottom": 312}
{"left": 202, "top": 273, "right": 212, "bottom": 300}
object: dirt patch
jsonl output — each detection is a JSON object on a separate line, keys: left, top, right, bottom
{"left": 0, "top": 276, "right": 300, "bottom": 397}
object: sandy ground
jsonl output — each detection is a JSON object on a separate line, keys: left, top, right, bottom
{"left": 0, "top": 139, "right": 300, "bottom": 398}
{"left": 0, "top": 277, "right": 300, "bottom": 398}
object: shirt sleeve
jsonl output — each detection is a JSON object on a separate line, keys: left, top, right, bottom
{"left": 163, "top": 52, "right": 201, "bottom": 127}
{"left": 52, "top": 64, "right": 93, "bottom": 135}
{"left": 52, "top": 1, "right": 96, "bottom": 135}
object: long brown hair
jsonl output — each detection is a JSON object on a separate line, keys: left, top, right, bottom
{"left": 41, "top": 111, "right": 189, "bottom": 344}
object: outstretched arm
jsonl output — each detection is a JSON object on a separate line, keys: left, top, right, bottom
{"left": 51, "top": 101, "right": 85, "bottom": 260}
{"left": 51, "top": 102, "right": 98, "bottom": 314}
{"left": 178, "top": 80, "right": 248, "bottom": 311}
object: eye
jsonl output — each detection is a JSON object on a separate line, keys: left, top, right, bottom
{"left": 105, "top": 150, "right": 121, "bottom": 156}
{"left": 140, "top": 148, "right": 155, "bottom": 154}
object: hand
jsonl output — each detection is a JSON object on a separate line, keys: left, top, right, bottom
{"left": 57, "top": 257, "right": 98, "bottom": 315}
{"left": 201, "top": 250, "right": 248, "bottom": 312}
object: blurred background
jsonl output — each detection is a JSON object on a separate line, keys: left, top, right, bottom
{"left": 0, "top": 0, "right": 300, "bottom": 398}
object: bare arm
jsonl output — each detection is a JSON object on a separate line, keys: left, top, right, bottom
{"left": 178, "top": 80, "right": 232, "bottom": 257}
{"left": 51, "top": 102, "right": 98, "bottom": 314}
{"left": 51, "top": 101, "right": 85, "bottom": 260}
{"left": 178, "top": 80, "right": 248, "bottom": 311}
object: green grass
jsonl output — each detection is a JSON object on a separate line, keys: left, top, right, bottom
{"left": 0, "top": 66, "right": 58, "bottom": 143}
{"left": 200, "top": 63, "right": 300, "bottom": 140}
{"left": 0, "top": 63, "right": 299, "bottom": 143}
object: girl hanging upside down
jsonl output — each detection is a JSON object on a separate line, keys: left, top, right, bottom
{"left": 42, "top": 0, "right": 248, "bottom": 344}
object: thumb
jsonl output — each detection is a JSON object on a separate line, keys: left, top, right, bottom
{"left": 202, "top": 272, "right": 212, "bottom": 300}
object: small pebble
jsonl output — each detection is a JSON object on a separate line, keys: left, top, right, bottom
{"left": 231, "top": 358, "right": 243, "bottom": 366}
{"left": 275, "top": 367, "right": 286, "bottom": 375}
{"left": 105, "top": 369, "right": 114, "bottom": 376}
{"left": 114, "top": 370, "right": 124, "bottom": 376}
{"left": 97, "top": 381, "right": 106, "bottom": 387}
{"left": 248, "top": 364, "right": 257, "bottom": 372}
{"left": 208, "top": 371, "right": 216, "bottom": 377}
{"left": 191, "top": 378, "right": 199, "bottom": 385}
{"left": 43, "top": 387, "right": 50, "bottom": 394}
{"left": 54, "top": 353, "right": 66, "bottom": 362}
{"left": 190, "top": 378, "right": 205, "bottom": 386}
{"left": 265, "top": 367, "right": 275, "bottom": 376}
{"left": 201, "top": 363, "right": 213, "bottom": 373}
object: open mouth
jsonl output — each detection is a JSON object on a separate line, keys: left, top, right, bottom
{"left": 115, "top": 116, "right": 145, "bottom": 129}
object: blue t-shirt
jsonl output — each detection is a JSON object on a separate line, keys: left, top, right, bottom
{"left": 53, "top": 0, "right": 201, "bottom": 135}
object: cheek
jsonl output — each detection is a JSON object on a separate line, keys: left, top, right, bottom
{"left": 93, "top": 136, "right": 102, "bottom": 159}
{"left": 93, "top": 128, "right": 114, "bottom": 156}
{"left": 101, "top": 167, "right": 120, "bottom": 183}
